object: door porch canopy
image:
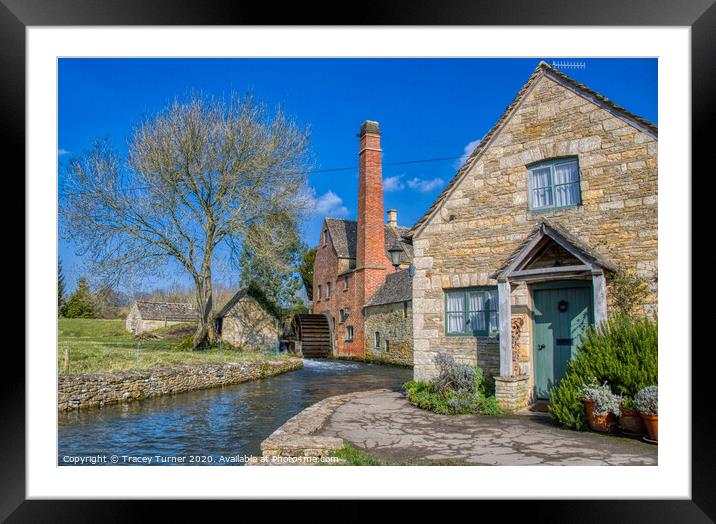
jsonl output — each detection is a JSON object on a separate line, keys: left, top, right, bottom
{"left": 490, "top": 219, "right": 616, "bottom": 376}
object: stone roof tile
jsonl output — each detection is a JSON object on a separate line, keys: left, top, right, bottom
{"left": 324, "top": 218, "right": 413, "bottom": 264}
{"left": 134, "top": 301, "right": 199, "bottom": 322}
{"left": 364, "top": 269, "right": 413, "bottom": 307}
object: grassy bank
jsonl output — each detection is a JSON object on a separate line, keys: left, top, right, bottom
{"left": 326, "top": 442, "right": 469, "bottom": 466}
{"left": 58, "top": 318, "right": 289, "bottom": 374}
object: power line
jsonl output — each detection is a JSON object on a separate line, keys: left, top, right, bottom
{"left": 309, "top": 154, "right": 463, "bottom": 174}
{"left": 58, "top": 153, "right": 465, "bottom": 194}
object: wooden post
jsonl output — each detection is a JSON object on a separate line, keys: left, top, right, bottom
{"left": 63, "top": 347, "right": 69, "bottom": 374}
{"left": 592, "top": 271, "right": 608, "bottom": 326}
{"left": 498, "top": 279, "right": 512, "bottom": 377}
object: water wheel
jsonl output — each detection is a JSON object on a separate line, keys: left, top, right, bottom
{"left": 293, "top": 314, "right": 331, "bottom": 358}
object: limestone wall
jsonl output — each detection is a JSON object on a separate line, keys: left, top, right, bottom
{"left": 220, "top": 297, "right": 280, "bottom": 351}
{"left": 412, "top": 73, "right": 657, "bottom": 381}
{"left": 495, "top": 375, "right": 531, "bottom": 413}
{"left": 139, "top": 319, "right": 186, "bottom": 332}
{"left": 363, "top": 302, "right": 413, "bottom": 366}
{"left": 58, "top": 359, "right": 303, "bottom": 411}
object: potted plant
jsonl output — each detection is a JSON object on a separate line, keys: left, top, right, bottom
{"left": 619, "top": 396, "right": 646, "bottom": 437}
{"left": 579, "top": 380, "right": 621, "bottom": 433}
{"left": 635, "top": 385, "right": 658, "bottom": 443}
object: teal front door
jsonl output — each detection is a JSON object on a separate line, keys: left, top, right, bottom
{"left": 532, "top": 281, "right": 594, "bottom": 400}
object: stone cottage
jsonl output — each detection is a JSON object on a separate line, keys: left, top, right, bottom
{"left": 125, "top": 301, "right": 199, "bottom": 334}
{"left": 312, "top": 121, "right": 414, "bottom": 364}
{"left": 408, "top": 62, "right": 657, "bottom": 411}
{"left": 214, "top": 288, "right": 281, "bottom": 351}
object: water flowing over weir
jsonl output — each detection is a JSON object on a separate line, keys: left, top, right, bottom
{"left": 58, "top": 359, "right": 411, "bottom": 466}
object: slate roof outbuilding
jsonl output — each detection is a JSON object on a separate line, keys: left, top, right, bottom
{"left": 134, "top": 301, "right": 199, "bottom": 322}
{"left": 215, "top": 287, "right": 281, "bottom": 320}
{"left": 364, "top": 269, "right": 413, "bottom": 307}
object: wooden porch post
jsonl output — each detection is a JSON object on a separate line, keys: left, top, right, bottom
{"left": 498, "top": 279, "right": 512, "bottom": 377}
{"left": 592, "top": 271, "right": 608, "bottom": 326}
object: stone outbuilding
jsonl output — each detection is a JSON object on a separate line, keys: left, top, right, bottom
{"left": 214, "top": 288, "right": 281, "bottom": 352}
{"left": 407, "top": 61, "right": 657, "bottom": 411}
{"left": 363, "top": 269, "right": 413, "bottom": 366}
{"left": 125, "top": 301, "right": 199, "bottom": 335}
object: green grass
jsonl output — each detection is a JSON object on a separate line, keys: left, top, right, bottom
{"left": 58, "top": 318, "right": 289, "bottom": 374}
{"left": 328, "top": 442, "right": 391, "bottom": 465}
{"left": 325, "top": 442, "right": 470, "bottom": 466}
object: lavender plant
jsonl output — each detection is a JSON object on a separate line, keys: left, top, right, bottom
{"left": 433, "top": 353, "right": 483, "bottom": 395}
{"left": 634, "top": 385, "right": 658, "bottom": 415}
{"left": 579, "top": 379, "right": 622, "bottom": 417}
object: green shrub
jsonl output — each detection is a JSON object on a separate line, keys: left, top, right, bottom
{"left": 549, "top": 314, "right": 657, "bottom": 430}
{"left": 476, "top": 395, "right": 502, "bottom": 416}
{"left": 622, "top": 396, "right": 636, "bottom": 410}
{"left": 404, "top": 354, "right": 502, "bottom": 416}
{"left": 608, "top": 269, "right": 651, "bottom": 319}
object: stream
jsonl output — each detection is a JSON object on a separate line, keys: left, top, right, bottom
{"left": 58, "top": 359, "right": 412, "bottom": 465}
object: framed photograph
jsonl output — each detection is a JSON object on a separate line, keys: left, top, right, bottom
{"left": 7, "top": 0, "right": 711, "bottom": 518}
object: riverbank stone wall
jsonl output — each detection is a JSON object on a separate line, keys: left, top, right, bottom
{"left": 58, "top": 358, "right": 303, "bottom": 411}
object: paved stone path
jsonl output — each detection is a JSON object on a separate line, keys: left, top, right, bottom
{"left": 319, "top": 390, "right": 657, "bottom": 466}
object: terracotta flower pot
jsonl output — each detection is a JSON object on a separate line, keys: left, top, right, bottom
{"left": 619, "top": 407, "right": 646, "bottom": 436}
{"left": 640, "top": 412, "right": 658, "bottom": 442}
{"left": 582, "top": 398, "right": 618, "bottom": 433}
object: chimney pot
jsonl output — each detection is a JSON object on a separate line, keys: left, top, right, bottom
{"left": 360, "top": 120, "right": 380, "bottom": 136}
{"left": 387, "top": 209, "right": 398, "bottom": 228}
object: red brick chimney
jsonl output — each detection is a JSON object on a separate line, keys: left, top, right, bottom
{"left": 356, "top": 120, "right": 385, "bottom": 269}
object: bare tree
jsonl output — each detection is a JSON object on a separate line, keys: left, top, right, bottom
{"left": 61, "top": 93, "right": 312, "bottom": 348}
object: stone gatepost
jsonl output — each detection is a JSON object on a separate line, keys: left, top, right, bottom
{"left": 494, "top": 375, "right": 531, "bottom": 413}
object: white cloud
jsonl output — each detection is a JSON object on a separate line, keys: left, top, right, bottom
{"left": 58, "top": 148, "right": 70, "bottom": 156}
{"left": 406, "top": 177, "right": 445, "bottom": 193}
{"left": 383, "top": 175, "right": 405, "bottom": 192}
{"left": 307, "top": 189, "right": 349, "bottom": 216}
{"left": 455, "top": 137, "right": 483, "bottom": 168}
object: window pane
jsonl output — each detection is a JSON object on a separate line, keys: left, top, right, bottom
{"left": 447, "top": 313, "right": 465, "bottom": 333}
{"left": 530, "top": 166, "right": 553, "bottom": 209}
{"left": 554, "top": 161, "right": 579, "bottom": 184}
{"left": 446, "top": 292, "right": 465, "bottom": 313}
{"left": 532, "top": 187, "right": 553, "bottom": 209}
{"left": 469, "top": 311, "right": 486, "bottom": 332}
{"left": 554, "top": 162, "right": 580, "bottom": 206}
{"left": 485, "top": 289, "right": 498, "bottom": 311}
{"left": 489, "top": 311, "right": 499, "bottom": 335}
{"left": 467, "top": 291, "right": 486, "bottom": 333}
{"left": 531, "top": 166, "right": 552, "bottom": 188}
{"left": 468, "top": 291, "right": 484, "bottom": 311}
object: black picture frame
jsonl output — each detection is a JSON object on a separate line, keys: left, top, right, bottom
{"left": 4, "top": 0, "right": 710, "bottom": 519}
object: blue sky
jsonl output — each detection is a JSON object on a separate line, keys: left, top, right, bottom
{"left": 58, "top": 58, "right": 657, "bottom": 292}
